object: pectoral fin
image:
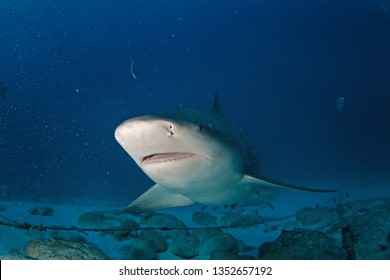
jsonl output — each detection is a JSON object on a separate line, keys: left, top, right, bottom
{"left": 126, "top": 184, "right": 194, "bottom": 214}
{"left": 244, "top": 174, "right": 339, "bottom": 192}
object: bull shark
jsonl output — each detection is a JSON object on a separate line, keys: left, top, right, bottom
{"left": 115, "top": 94, "right": 337, "bottom": 213}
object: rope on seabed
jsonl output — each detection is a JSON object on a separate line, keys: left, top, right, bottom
{"left": 0, "top": 213, "right": 288, "bottom": 235}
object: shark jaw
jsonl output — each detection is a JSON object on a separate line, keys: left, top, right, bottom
{"left": 139, "top": 151, "right": 215, "bottom": 189}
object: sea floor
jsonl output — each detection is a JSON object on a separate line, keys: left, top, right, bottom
{"left": 0, "top": 177, "right": 389, "bottom": 260}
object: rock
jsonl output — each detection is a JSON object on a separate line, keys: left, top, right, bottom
{"left": 171, "top": 235, "right": 201, "bottom": 259}
{"left": 281, "top": 220, "right": 300, "bottom": 231}
{"left": 0, "top": 255, "right": 25, "bottom": 260}
{"left": 24, "top": 239, "right": 108, "bottom": 260}
{"left": 28, "top": 206, "right": 54, "bottom": 216}
{"left": 296, "top": 206, "right": 339, "bottom": 227}
{"left": 119, "top": 240, "right": 157, "bottom": 260}
{"left": 77, "top": 212, "right": 107, "bottom": 227}
{"left": 140, "top": 213, "right": 188, "bottom": 238}
{"left": 344, "top": 198, "right": 390, "bottom": 214}
{"left": 220, "top": 213, "right": 264, "bottom": 228}
{"left": 117, "top": 219, "right": 140, "bottom": 239}
{"left": 209, "top": 238, "right": 256, "bottom": 260}
{"left": 258, "top": 229, "right": 346, "bottom": 260}
{"left": 139, "top": 230, "right": 168, "bottom": 253}
{"left": 202, "top": 233, "right": 240, "bottom": 256}
{"left": 121, "top": 219, "right": 140, "bottom": 230}
{"left": 345, "top": 198, "right": 390, "bottom": 214}
{"left": 108, "top": 230, "right": 135, "bottom": 241}
{"left": 29, "top": 207, "right": 40, "bottom": 215}
{"left": 343, "top": 210, "right": 390, "bottom": 259}
{"left": 192, "top": 211, "right": 217, "bottom": 226}
{"left": 49, "top": 231, "right": 87, "bottom": 243}
{"left": 102, "top": 219, "right": 140, "bottom": 241}
{"left": 321, "top": 198, "right": 390, "bottom": 259}
{"left": 40, "top": 207, "right": 54, "bottom": 216}
{"left": 192, "top": 228, "right": 223, "bottom": 243}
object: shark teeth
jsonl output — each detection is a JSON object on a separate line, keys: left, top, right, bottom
{"left": 142, "top": 152, "right": 197, "bottom": 164}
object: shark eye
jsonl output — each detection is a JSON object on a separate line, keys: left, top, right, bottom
{"left": 197, "top": 124, "right": 204, "bottom": 133}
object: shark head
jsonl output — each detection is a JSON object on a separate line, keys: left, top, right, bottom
{"left": 115, "top": 94, "right": 338, "bottom": 213}
{"left": 115, "top": 108, "right": 246, "bottom": 195}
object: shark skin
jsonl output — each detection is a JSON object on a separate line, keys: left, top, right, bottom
{"left": 115, "top": 95, "right": 337, "bottom": 214}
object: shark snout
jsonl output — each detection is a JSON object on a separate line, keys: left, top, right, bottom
{"left": 115, "top": 116, "right": 184, "bottom": 164}
{"left": 115, "top": 116, "right": 175, "bottom": 141}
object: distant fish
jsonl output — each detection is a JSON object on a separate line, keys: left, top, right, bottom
{"left": 336, "top": 96, "right": 345, "bottom": 112}
{"left": 130, "top": 59, "right": 137, "bottom": 80}
{"left": 0, "top": 82, "right": 7, "bottom": 100}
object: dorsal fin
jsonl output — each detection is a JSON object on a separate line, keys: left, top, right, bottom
{"left": 212, "top": 92, "right": 223, "bottom": 114}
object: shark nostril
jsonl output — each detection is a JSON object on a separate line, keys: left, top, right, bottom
{"left": 168, "top": 124, "right": 174, "bottom": 136}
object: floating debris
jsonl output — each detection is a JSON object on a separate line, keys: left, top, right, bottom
{"left": 336, "top": 96, "right": 345, "bottom": 112}
{"left": 130, "top": 59, "right": 137, "bottom": 80}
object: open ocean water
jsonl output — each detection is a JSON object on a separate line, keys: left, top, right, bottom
{"left": 0, "top": 0, "right": 390, "bottom": 260}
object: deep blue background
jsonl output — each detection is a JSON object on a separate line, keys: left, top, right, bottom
{"left": 0, "top": 0, "right": 389, "bottom": 204}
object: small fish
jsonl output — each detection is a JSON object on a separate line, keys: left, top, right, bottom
{"left": 130, "top": 59, "right": 137, "bottom": 80}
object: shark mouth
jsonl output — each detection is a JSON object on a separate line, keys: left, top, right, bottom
{"left": 141, "top": 152, "right": 203, "bottom": 164}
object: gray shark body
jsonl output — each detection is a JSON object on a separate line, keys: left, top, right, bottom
{"left": 115, "top": 95, "right": 336, "bottom": 213}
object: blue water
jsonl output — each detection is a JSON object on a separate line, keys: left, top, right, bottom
{"left": 1, "top": 0, "right": 390, "bottom": 206}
